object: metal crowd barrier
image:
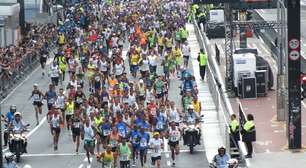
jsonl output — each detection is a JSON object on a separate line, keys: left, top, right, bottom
{"left": 193, "top": 18, "right": 247, "bottom": 166}
{"left": 0, "top": 38, "right": 55, "bottom": 100}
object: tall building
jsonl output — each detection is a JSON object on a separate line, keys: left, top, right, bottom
{"left": 0, "top": 0, "right": 20, "bottom": 47}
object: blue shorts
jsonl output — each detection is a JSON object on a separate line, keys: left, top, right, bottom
{"left": 130, "top": 65, "right": 139, "bottom": 73}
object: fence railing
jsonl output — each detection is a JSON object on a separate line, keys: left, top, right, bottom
{"left": 0, "top": 27, "right": 56, "bottom": 100}
{"left": 193, "top": 18, "right": 247, "bottom": 166}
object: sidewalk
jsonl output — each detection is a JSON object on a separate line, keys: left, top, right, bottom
{"left": 186, "top": 23, "right": 224, "bottom": 163}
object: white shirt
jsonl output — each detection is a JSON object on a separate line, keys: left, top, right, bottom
{"left": 169, "top": 126, "right": 180, "bottom": 142}
{"left": 84, "top": 125, "right": 95, "bottom": 140}
{"left": 182, "top": 44, "right": 191, "bottom": 56}
{"left": 50, "top": 64, "right": 60, "bottom": 78}
{"left": 114, "top": 63, "right": 124, "bottom": 76}
{"left": 140, "top": 59, "right": 150, "bottom": 71}
{"left": 148, "top": 55, "right": 158, "bottom": 66}
{"left": 149, "top": 138, "right": 163, "bottom": 157}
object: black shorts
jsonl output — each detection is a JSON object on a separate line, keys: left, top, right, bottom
{"left": 137, "top": 95, "right": 145, "bottom": 101}
{"left": 72, "top": 128, "right": 81, "bottom": 136}
{"left": 66, "top": 114, "right": 72, "bottom": 123}
{"left": 51, "top": 127, "right": 61, "bottom": 134}
{"left": 47, "top": 103, "right": 53, "bottom": 110}
{"left": 51, "top": 77, "right": 59, "bottom": 86}
{"left": 151, "top": 156, "right": 161, "bottom": 164}
{"left": 33, "top": 101, "right": 43, "bottom": 107}
{"left": 156, "top": 93, "right": 164, "bottom": 99}
{"left": 168, "top": 141, "right": 179, "bottom": 148}
{"left": 40, "top": 57, "right": 47, "bottom": 65}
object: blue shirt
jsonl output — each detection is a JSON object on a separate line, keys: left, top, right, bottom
{"left": 130, "top": 129, "right": 141, "bottom": 146}
{"left": 100, "top": 122, "right": 111, "bottom": 136}
{"left": 214, "top": 154, "right": 230, "bottom": 168}
{"left": 139, "top": 132, "right": 150, "bottom": 150}
{"left": 6, "top": 111, "right": 14, "bottom": 123}
{"left": 135, "top": 118, "right": 150, "bottom": 129}
{"left": 116, "top": 122, "right": 128, "bottom": 138}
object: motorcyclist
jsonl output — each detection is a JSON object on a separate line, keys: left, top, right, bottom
{"left": 3, "top": 152, "right": 18, "bottom": 168}
{"left": 8, "top": 112, "right": 28, "bottom": 153}
{"left": 183, "top": 105, "right": 201, "bottom": 145}
{"left": 212, "top": 147, "right": 230, "bottom": 168}
{"left": 3, "top": 105, "right": 17, "bottom": 146}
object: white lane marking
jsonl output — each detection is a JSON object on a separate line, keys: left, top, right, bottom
{"left": 86, "top": 165, "right": 91, "bottom": 168}
{"left": 23, "top": 164, "right": 32, "bottom": 168}
{"left": 83, "top": 157, "right": 93, "bottom": 162}
{"left": 22, "top": 153, "right": 86, "bottom": 157}
{"left": 0, "top": 57, "right": 52, "bottom": 104}
{"left": 78, "top": 164, "right": 84, "bottom": 168}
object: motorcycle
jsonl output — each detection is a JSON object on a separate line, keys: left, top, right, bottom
{"left": 209, "top": 158, "right": 239, "bottom": 168}
{"left": 8, "top": 124, "right": 30, "bottom": 162}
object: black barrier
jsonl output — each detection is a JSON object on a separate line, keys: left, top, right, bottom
{"left": 238, "top": 103, "right": 247, "bottom": 132}
{"left": 215, "top": 43, "right": 221, "bottom": 65}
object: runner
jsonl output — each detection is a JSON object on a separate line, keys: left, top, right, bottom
{"left": 71, "top": 109, "right": 83, "bottom": 154}
{"left": 149, "top": 132, "right": 163, "bottom": 168}
{"left": 97, "top": 145, "right": 114, "bottom": 168}
{"left": 47, "top": 105, "right": 63, "bottom": 151}
{"left": 139, "top": 126, "right": 150, "bottom": 168}
{"left": 118, "top": 138, "right": 132, "bottom": 168}
{"left": 29, "top": 84, "right": 44, "bottom": 125}
{"left": 167, "top": 121, "right": 181, "bottom": 166}
{"left": 83, "top": 118, "right": 95, "bottom": 163}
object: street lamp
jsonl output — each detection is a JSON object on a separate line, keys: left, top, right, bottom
{"left": 0, "top": 104, "right": 3, "bottom": 168}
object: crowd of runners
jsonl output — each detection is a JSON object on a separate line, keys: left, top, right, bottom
{"left": 23, "top": 0, "right": 205, "bottom": 168}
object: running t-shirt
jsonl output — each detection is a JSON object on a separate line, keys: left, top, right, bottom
{"left": 149, "top": 138, "right": 163, "bottom": 157}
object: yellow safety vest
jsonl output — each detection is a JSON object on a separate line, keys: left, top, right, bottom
{"left": 95, "top": 117, "right": 103, "bottom": 126}
{"left": 66, "top": 102, "right": 74, "bottom": 115}
{"left": 199, "top": 53, "right": 207, "bottom": 66}
{"left": 59, "top": 56, "right": 66, "bottom": 71}
{"left": 230, "top": 119, "right": 239, "bottom": 132}
{"left": 243, "top": 121, "right": 255, "bottom": 132}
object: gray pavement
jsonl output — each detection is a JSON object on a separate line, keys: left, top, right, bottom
{"left": 1, "top": 34, "right": 210, "bottom": 168}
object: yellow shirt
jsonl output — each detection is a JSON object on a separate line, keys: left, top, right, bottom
{"left": 130, "top": 54, "right": 141, "bottom": 65}
{"left": 157, "top": 36, "right": 164, "bottom": 46}
{"left": 172, "top": 48, "right": 182, "bottom": 58}
{"left": 192, "top": 101, "right": 201, "bottom": 113}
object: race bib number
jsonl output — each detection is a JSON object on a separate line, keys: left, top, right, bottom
{"left": 49, "top": 98, "right": 55, "bottom": 104}
{"left": 74, "top": 122, "right": 80, "bottom": 128}
{"left": 140, "top": 139, "right": 147, "bottom": 147}
{"left": 110, "top": 140, "right": 117, "bottom": 147}
{"left": 76, "top": 97, "right": 83, "bottom": 103}
{"left": 119, "top": 130, "right": 126, "bottom": 137}
{"left": 170, "top": 136, "right": 178, "bottom": 142}
{"left": 103, "top": 129, "right": 110, "bottom": 136}
{"left": 156, "top": 122, "right": 164, "bottom": 130}
{"left": 120, "top": 154, "right": 129, "bottom": 161}
{"left": 132, "top": 136, "right": 138, "bottom": 144}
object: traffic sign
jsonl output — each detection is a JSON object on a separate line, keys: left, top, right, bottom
{"left": 289, "top": 50, "right": 300, "bottom": 61}
{"left": 289, "top": 38, "right": 300, "bottom": 50}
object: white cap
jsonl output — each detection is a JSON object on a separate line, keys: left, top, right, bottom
{"left": 33, "top": 83, "right": 38, "bottom": 87}
{"left": 188, "top": 105, "right": 194, "bottom": 110}
{"left": 139, "top": 79, "right": 144, "bottom": 83}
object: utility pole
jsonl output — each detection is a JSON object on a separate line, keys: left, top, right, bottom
{"left": 17, "top": 0, "right": 25, "bottom": 35}
{"left": 276, "top": 0, "right": 286, "bottom": 121}
{"left": 287, "top": 0, "right": 301, "bottom": 149}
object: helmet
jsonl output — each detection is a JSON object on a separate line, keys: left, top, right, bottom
{"left": 218, "top": 146, "right": 226, "bottom": 154}
{"left": 10, "top": 105, "right": 17, "bottom": 113}
{"left": 14, "top": 112, "right": 21, "bottom": 117}
{"left": 4, "top": 152, "right": 14, "bottom": 162}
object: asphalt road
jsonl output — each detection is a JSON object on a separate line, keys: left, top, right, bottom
{"left": 1, "top": 34, "right": 209, "bottom": 168}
